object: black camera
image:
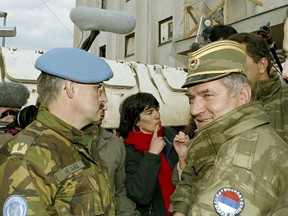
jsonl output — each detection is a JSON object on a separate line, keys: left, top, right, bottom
{"left": 0, "top": 105, "right": 38, "bottom": 129}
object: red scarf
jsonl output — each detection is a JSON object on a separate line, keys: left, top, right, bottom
{"left": 124, "top": 126, "right": 174, "bottom": 216}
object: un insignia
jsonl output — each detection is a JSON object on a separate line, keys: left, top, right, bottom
{"left": 189, "top": 58, "right": 200, "bottom": 71}
{"left": 213, "top": 187, "right": 244, "bottom": 216}
{"left": 3, "top": 195, "right": 28, "bottom": 216}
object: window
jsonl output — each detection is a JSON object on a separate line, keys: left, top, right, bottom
{"left": 125, "top": 33, "right": 135, "bottom": 57}
{"left": 101, "top": 0, "right": 108, "bottom": 9}
{"left": 159, "top": 17, "right": 173, "bottom": 44}
{"left": 99, "top": 45, "right": 106, "bottom": 58}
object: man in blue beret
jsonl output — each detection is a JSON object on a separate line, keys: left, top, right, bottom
{"left": 0, "top": 48, "right": 116, "bottom": 215}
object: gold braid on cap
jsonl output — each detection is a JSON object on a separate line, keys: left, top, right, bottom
{"left": 188, "top": 40, "right": 246, "bottom": 59}
{"left": 186, "top": 69, "right": 243, "bottom": 79}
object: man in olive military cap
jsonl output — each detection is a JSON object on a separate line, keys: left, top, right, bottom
{"left": 0, "top": 48, "right": 116, "bottom": 215}
{"left": 169, "top": 40, "right": 288, "bottom": 215}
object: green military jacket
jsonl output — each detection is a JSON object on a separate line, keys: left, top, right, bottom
{"left": 0, "top": 107, "right": 115, "bottom": 215}
{"left": 169, "top": 101, "right": 288, "bottom": 215}
{"left": 255, "top": 72, "right": 288, "bottom": 143}
{"left": 95, "top": 127, "right": 139, "bottom": 216}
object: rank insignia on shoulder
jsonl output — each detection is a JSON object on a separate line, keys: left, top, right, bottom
{"left": 11, "top": 142, "right": 29, "bottom": 155}
{"left": 3, "top": 195, "right": 28, "bottom": 216}
{"left": 213, "top": 187, "right": 244, "bottom": 216}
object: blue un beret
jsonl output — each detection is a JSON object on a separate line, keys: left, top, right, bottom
{"left": 35, "top": 47, "right": 113, "bottom": 83}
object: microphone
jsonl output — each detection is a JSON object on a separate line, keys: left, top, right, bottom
{"left": 0, "top": 82, "right": 30, "bottom": 108}
{"left": 70, "top": 6, "right": 136, "bottom": 34}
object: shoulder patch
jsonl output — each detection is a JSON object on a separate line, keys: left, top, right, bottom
{"left": 3, "top": 195, "right": 28, "bottom": 216}
{"left": 10, "top": 135, "right": 35, "bottom": 156}
{"left": 213, "top": 187, "right": 244, "bottom": 216}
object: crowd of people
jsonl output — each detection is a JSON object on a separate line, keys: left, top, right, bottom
{"left": 0, "top": 8, "right": 288, "bottom": 216}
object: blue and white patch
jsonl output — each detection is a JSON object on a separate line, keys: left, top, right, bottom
{"left": 3, "top": 195, "right": 28, "bottom": 216}
{"left": 213, "top": 187, "right": 244, "bottom": 216}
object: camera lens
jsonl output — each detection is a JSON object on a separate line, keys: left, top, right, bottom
{"left": 16, "top": 105, "right": 38, "bottom": 128}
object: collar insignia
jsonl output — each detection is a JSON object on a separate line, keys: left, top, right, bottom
{"left": 11, "top": 142, "right": 28, "bottom": 155}
{"left": 213, "top": 187, "right": 245, "bottom": 215}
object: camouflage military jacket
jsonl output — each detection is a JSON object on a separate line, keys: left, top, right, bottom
{"left": 255, "top": 73, "right": 288, "bottom": 143}
{"left": 169, "top": 101, "right": 288, "bottom": 215}
{"left": 0, "top": 107, "right": 115, "bottom": 215}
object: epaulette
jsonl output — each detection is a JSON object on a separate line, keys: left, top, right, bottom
{"left": 233, "top": 132, "right": 259, "bottom": 170}
{"left": 10, "top": 135, "right": 35, "bottom": 156}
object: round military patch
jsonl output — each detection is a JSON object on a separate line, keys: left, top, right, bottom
{"left": 213, "top": 187, "right": 244, "bottom": 216}
{"left": 3, "top": 195, "right": 28, "bottom": 216}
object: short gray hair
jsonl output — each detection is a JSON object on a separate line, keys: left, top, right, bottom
{"left": 37, "top": 73, "right": 64, "bottom": 106}
{"left": 222, "top": 73, "right": 255, "bottom": 100}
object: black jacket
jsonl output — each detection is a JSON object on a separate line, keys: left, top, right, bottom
{"left": 124, "top": 127, "right": 178, "bottom": 216}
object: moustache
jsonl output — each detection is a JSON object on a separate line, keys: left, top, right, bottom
{"left": 99, "top": 103, "right": 106, "bottom": 110}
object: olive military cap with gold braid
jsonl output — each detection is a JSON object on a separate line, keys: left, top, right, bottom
{"left": 182, "top": 40, "right": 247, "bottom": 88}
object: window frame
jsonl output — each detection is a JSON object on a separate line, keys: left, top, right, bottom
{"left": 125, "top": 32, "right": 135, "bottom": 57}
{"left": 159, "top": 16, "right": 173, "bottom": 45}
{"left": 99, "top": 45, "right": 106, "bottom": 58}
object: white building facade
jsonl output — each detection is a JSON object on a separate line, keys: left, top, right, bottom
{"left": 74, "top": 0, "right": 288, "bottom": 68}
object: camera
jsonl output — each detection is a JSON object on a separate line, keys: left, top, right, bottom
{"left": 0, "top": 105, "right": 38, "bottom": 129}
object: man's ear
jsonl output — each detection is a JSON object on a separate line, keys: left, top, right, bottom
{"left": 258, "top": 57, "right": 269, "bottom": 75}
{"left": 239, "top": 83, "right": 252, "bottom": 105}
{"left": 64, "top": 80, "right": 75, "bottom": 99}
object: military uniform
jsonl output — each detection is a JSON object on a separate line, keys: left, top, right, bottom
{"left": 169, "top": 102, "right": 288, "bottom": 215}
{"left": 0, "top": 133, "right": 13, "bottom": 148}
{"left": 95, "top": 127, "right": 139, "bottom": 216}
{"left": 255, "top": 71, "right": 288, "bottom": 143}
{"left": 0, "top": 107, "right": 115, "bottom": 215}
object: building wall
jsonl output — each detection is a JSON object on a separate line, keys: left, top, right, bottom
{"left": 73, "top": 0, "right": 288, "bottom": 68}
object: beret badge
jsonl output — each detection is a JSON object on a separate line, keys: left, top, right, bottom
{"left": 189, "top": 57, "right": 200, "bottom": 71}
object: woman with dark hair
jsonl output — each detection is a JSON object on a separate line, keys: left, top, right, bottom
{"left": 118, "top": 92, "right": 188, "bottom": 216}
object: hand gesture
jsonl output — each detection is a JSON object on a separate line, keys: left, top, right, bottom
{"left": 173, "top": 131, "right": 189, "bottom": 170}
{"left": 149, "top": 125, "right": 166, "bottom": 155}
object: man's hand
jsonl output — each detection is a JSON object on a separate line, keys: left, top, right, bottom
{"left": 173, "top": 131, "right": 189, "bottom": 170}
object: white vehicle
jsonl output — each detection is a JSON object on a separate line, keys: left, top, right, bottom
{"left": 0, "top": 6, "right": 190, "bottom": 129}
{"left": 0, "top": 46, "right": 190, "bottom": 129}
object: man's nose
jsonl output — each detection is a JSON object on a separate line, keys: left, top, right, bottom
{"left": 190, "top": 99, "right": 205, "bottom": 117}
{"left": 99, "top": 92, "right": 108, "bottom": 103}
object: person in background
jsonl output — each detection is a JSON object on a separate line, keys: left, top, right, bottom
{"left": 0, "top": 82, "right": 30, "bottom": 145}
{"left": 229, "top": 32, "right": 288, "bottom": 143}
{"left": 282, "top": 8, "right": 288, "bottom": 79}
{"left": 169, "top": 40, "right": 288, "bottom": 215}
{"left": 118, "top": 92, "right": 187, "bottom": 216}
{"left": 0, "top": 47, "right": 115, "bottom": 215}
{"left": 209, "top": 24, "right": 237, "bottom": 42}
{"left": 94, "top": 99, "right": 140, "bottom": 216}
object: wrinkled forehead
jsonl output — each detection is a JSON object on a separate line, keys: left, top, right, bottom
{"left": 186, "top": 78, "right": 227, "bottom": 95}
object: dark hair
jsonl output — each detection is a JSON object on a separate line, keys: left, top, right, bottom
{"left": 209, "top": 24, "right": 237, "bottom": 42}
{"left": 228, "top": 32, "right": 272, "bottom": 73}
{"left": 118, "top": 92, "right": 159, "bottom": 139}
